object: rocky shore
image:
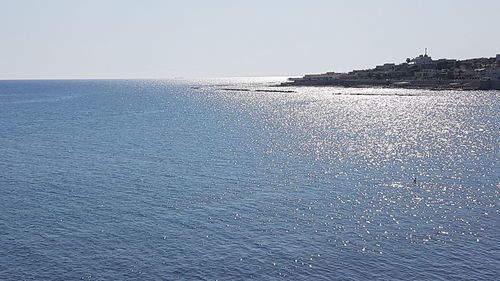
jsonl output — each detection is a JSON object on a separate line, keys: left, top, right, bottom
{"left": 281, "top": 78, "right": 500, "bottom": 91}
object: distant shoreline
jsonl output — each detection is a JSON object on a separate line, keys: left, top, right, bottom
{"left": 279, "top": 78, "right": 500, "bottom": 91}
{"left": 281, "top": 52, "right": 500, "bottom": 90}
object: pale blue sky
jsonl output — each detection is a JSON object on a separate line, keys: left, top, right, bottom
{"left": 1, "top": 0, "right": 499, "bottom": 79}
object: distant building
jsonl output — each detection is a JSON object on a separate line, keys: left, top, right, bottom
{"left": 410, "top": 48, "right": 436, "bottom": 68}
{"left": 454, "top": 68, "right": 477, "bottom": 79}
{"left": 415, "top": 69, "right": 437, "bottom": 79}
{"left": 375, "top": 63, "right": 396, "bottom": 71}
{"left": 289, "top": 71, "right": 346, "bottom": 83}
{"left": 482, "top": 68, "right": 500, "bottom": 80}
{"left": 412, "top": 54, "right": 434, "bottom": 65}
{"left": 436, "top": 59, "right": 457, "bottom": 70}
{"left": 350, "top": 70, "right": 370, "bottom": 79}
{"left": 496, "top": 54, "right": 500, "bottom": 64}
{"left": 303, "top": 72, "right": 344, "bottom": 80}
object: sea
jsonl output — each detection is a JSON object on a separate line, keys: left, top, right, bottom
{"left": 0, "top": 78, "right": 498, "bottom": 280}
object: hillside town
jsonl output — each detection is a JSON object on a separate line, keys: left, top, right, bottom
{"left": 283, "top": 51, "right": 500, "bottom": 90}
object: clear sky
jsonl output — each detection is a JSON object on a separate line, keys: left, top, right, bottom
{"left": 1, "top": 0, "right": 499, "bottom": 79}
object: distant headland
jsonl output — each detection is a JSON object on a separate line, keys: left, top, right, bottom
{"left": 281, "top": 50, "right": 500, "bottom": 90}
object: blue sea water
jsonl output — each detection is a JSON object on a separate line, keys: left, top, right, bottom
{"left": 0, "top": 78, "right": 498, "bottom": 280}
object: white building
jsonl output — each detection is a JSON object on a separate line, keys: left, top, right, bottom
{"left": 414, "top": 69, "right": 437, "bottom": 79}
{"left": 411, "top": 48, "right": 436, "bottom": 66}
{"left": 413, "top": 55, "right": 434, "bottom": 65}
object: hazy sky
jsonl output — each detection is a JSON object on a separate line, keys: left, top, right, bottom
{"left": 1, "top": 0, "right": 499, "bottom": 79}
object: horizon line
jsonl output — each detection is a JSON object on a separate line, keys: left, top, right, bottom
{"left": 0, "top": 75, "right": 296, "bottom": 81}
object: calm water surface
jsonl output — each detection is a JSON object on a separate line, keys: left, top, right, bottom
{"left": 0, "top": 79, "right": 498, "bottom": 280}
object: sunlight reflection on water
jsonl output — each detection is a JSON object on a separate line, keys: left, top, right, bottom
{"left": 0, "top": 78, "right": 498, "bottom": 280}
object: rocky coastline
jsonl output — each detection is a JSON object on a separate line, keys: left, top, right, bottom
{"left": 281, "top": 52, "right": 500, "bottom": 90}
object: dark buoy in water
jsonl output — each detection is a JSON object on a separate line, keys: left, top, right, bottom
{"left": 413, "top": 177, "right": 417, "bottom": 184}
